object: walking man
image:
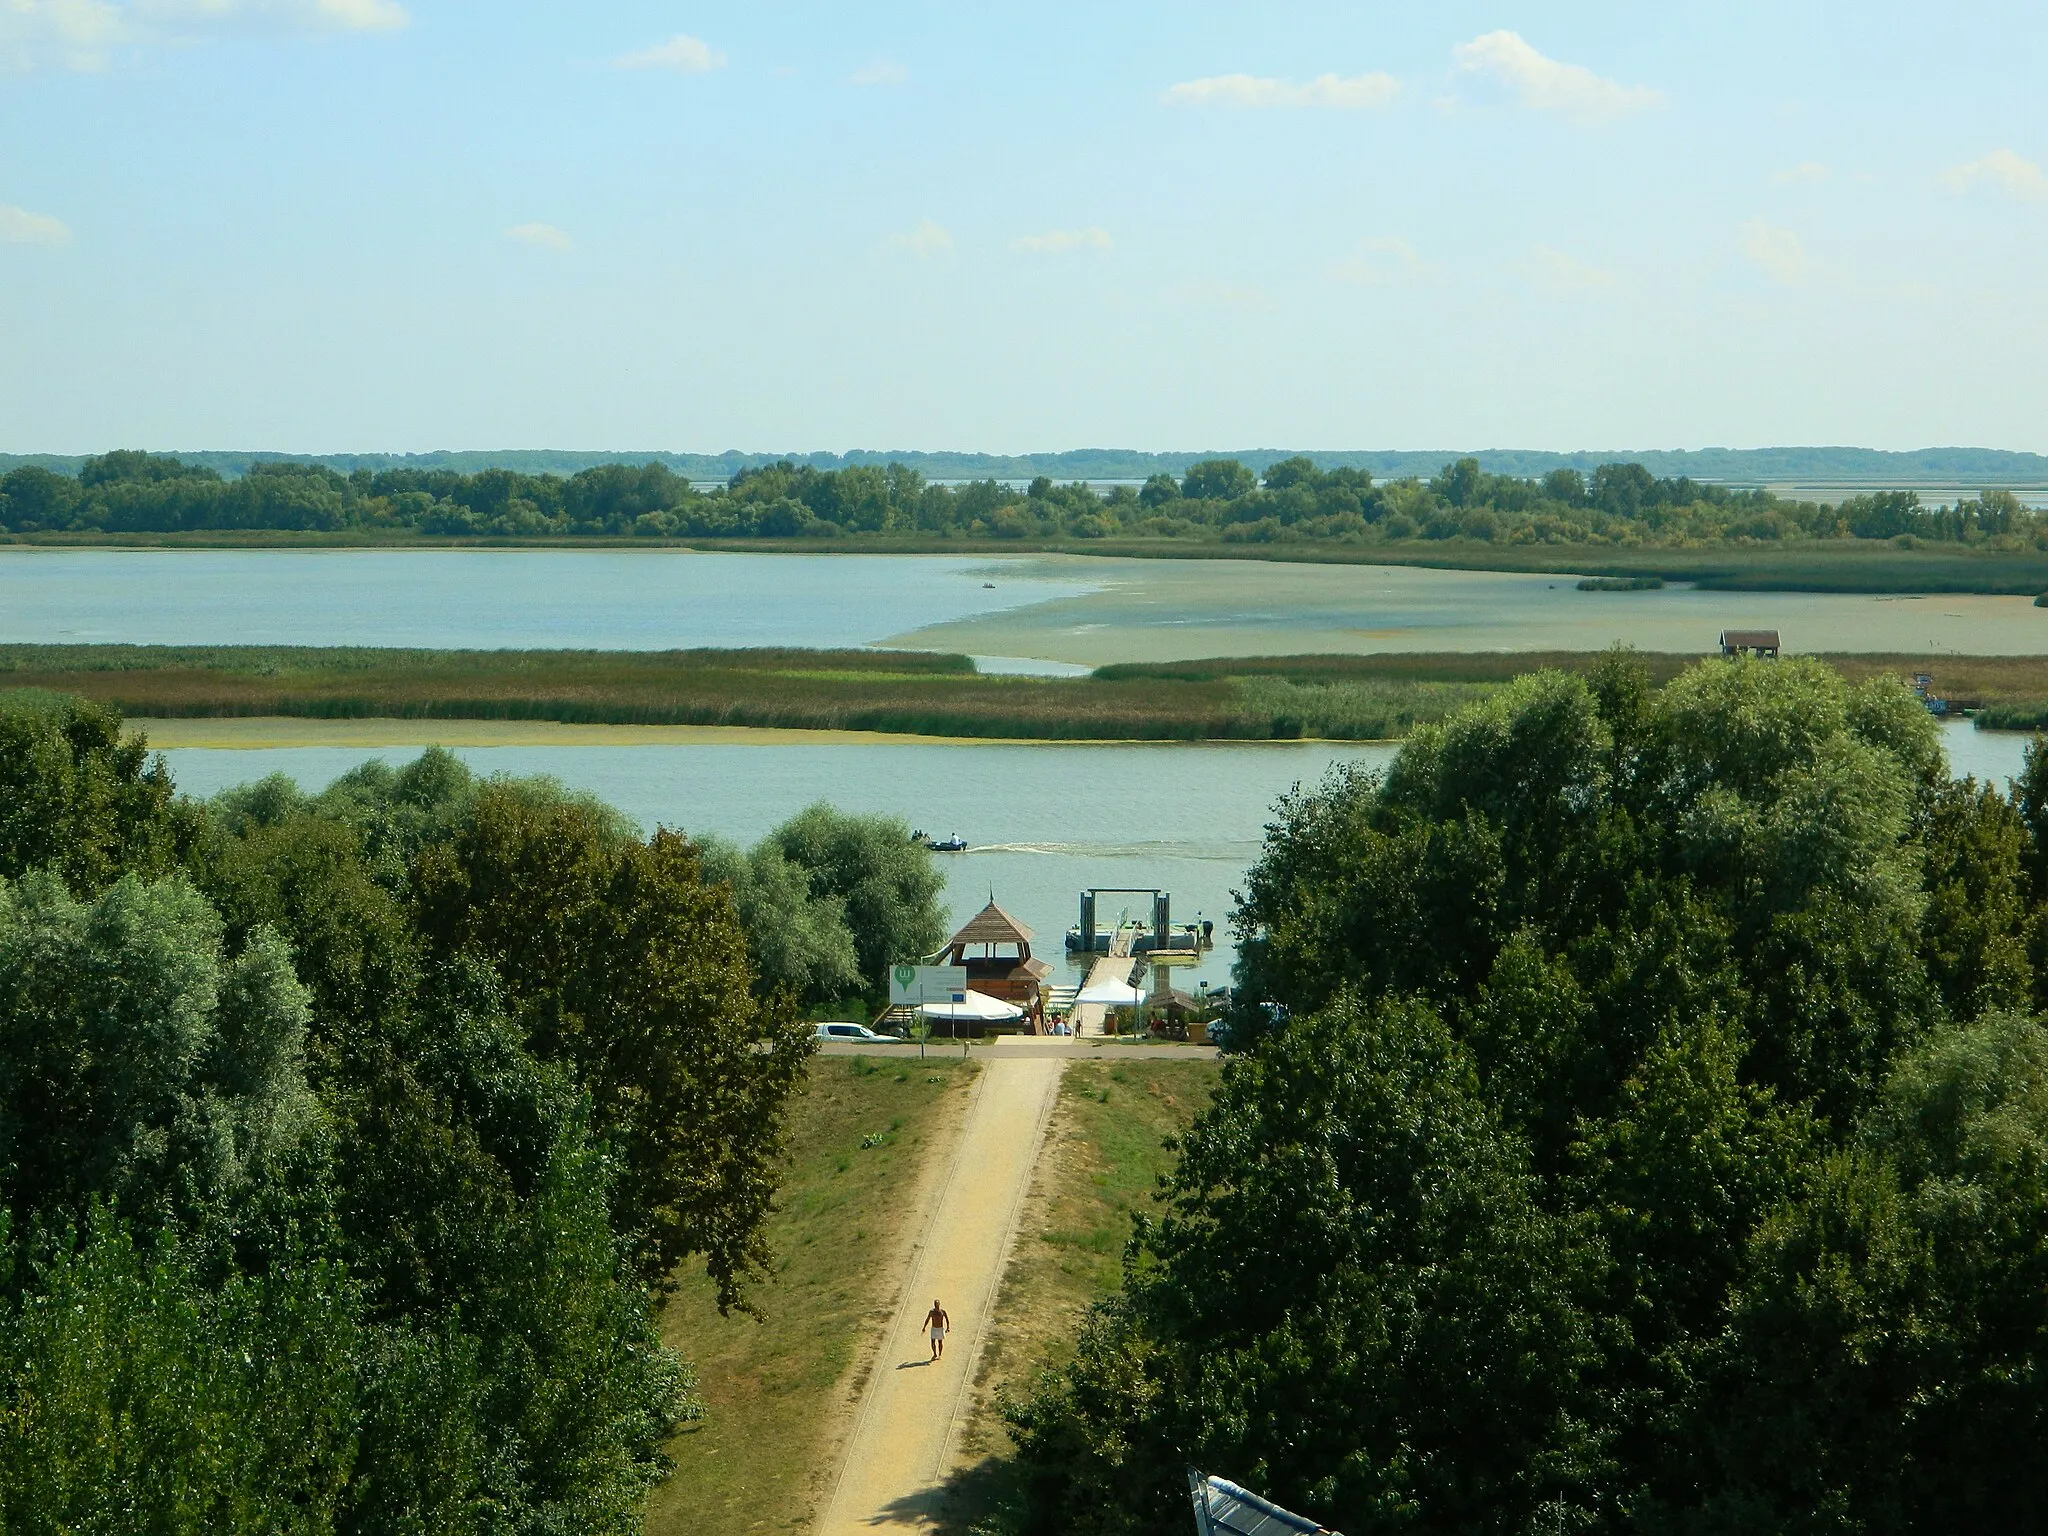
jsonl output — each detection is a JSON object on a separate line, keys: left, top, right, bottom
{"left": 924, "top": 1298, "right": 950, "bottom": 1362}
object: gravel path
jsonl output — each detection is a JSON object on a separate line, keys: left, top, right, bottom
{"left": 814, "top": 1054, "right": 1066, "bottom": 1534}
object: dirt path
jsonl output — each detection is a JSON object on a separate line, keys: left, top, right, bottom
{"left": 814, "top": 1055, "right": 1066, "bottom": 1534}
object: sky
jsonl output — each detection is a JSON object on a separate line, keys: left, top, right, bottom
{"left": 2, "top": 1, "right": 2045, "bottom": 455}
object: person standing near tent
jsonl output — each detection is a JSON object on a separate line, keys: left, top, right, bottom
{"left": 925, "top": 1299, "right": 950, "bottom": 1361}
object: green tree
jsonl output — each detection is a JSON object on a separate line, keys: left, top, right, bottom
{"left": 698, "top": 835, "right": 863, "bottom": 1006}
{"left": 0, "top": 692, "right": 184, "bottom": 893}
{"left": 1698, "top": 1012, "right": 2048, "bottom": 1531}
{"left": 1014, "top": 656, "right": 2027, "bottom": 1534}
{"left": 0, "top": 871, "right": 315, "bottom": 1228}
{"left": 767, "top": 802, "right": 947, "bottom": 989}
{"left": 1137, "top": 472, "right": 1181, "bottom": 508}
{"left": 1010, "top": 994, "right": 1610, "bottom": 1533}
{"left": 413, "top": 781, "right": 811, "bottom": 1301}
{"left": 1180, "top": 459, "right": 1256, "bottom": 501}
{"left": 0, "top": 1216, "right": 360, "bottom": 1536}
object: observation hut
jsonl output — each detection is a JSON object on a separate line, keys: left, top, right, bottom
{"left": 1719, "top": 628, "right": 1781, "bottom": 659}
{"left": 937, "top": 900, "right": 1052, "bottom": 1021}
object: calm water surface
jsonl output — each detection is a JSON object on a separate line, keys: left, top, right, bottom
{"left": 14, "top": 548, "right": 2048, "bottom": 665}
{"left": 155, "top": 721, "right": 2028, "bottom": 993}
{"left": 0, "top": 548, "right": 1095, "bottom": 651}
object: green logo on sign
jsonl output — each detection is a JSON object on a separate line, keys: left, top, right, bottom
{"left": 894, "top": 964, "right": 917, "bottom": 988}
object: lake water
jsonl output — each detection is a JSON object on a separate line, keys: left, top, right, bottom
{"left": 7, "top": 548, "right": 2048, "bottom": 666}
{"left": 0, "top": 548, "right": 1098, "bottom": 653}
{"left": 153, "top": 721, "right": 2031, "bottom": 996}
{"left": 159, "top": 739, "right": 1395, "bottom": 993}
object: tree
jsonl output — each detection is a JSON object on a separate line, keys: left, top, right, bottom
{"left": 1844, "top": 489, "right": 1925, "bottom": 540}
{"left": 1430, "top": 455, "right": 1483, "bottom": 508}
{"left": 0, "top": 870, "right": 315, "bottom": 1229}
{"left": 413, "top": 781, "right": 812, "bottom": 1301}
{"left": 1261, "top": 456, "right": 1319, "bottom": 492}
{"left": 698, "top": 835, "right": 863, "bottom": 1006}
{"left": 1010, "top": 994, "right": 1610, "bottom": 1534}
{"left": 1180, "top": 459, "right": 1256, "bottom": 501}
{"left": 767, "top": 802, "right": 947, "bottom": 989}
{"left": 1698, "top": 1011, "right": 2048, "bottom": 1531}
{"left": 0, "top": 692, "right": 184, "bottom": 893}
{"left": 1541, "top": 467, "right": 1588, "bottom": 506}
{"left": 0, "top": 1215, "right": 361, "bottom": 1535}
{"left": 1138, "top": 473, "right": 1181, "bottom": 508}
{"left": 1013, "top": 656, "right": 2044, "bottom": 1533}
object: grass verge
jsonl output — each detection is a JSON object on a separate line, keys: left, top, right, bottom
{"left": 940, "top": 1058, "right": 1221, "bottom": 1532}
{"left": 648, "top": 1054, "right": 978, "bottom": 1536}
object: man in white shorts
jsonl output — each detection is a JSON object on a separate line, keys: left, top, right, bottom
{"left": 924, "top": 1298, "right": 950, "bottom": 1361}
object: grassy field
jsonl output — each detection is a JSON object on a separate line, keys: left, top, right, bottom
{"left": 940, "top": 1058, "right": 1221, "bottom": 1533}
{"left": 649, "top": 1054, "right": 979, "bottom": 1536}
{"left": 11, "top": 644, "right": 2047, "bottom": 743}
{"left": 11, "top": 527, "right": 2048, "bottom": 594}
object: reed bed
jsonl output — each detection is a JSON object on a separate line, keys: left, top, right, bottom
{"left": 0, "top": 645, "right": 1423, "bottom": 741}
{"left": 10, "top": 645, "right": 2048, "bottom": 742}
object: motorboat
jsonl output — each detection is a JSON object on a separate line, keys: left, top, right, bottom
{"left": 911, "top": 830, "right": 970, "bottom": 853}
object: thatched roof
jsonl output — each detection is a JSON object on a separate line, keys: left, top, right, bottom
{"left": 1721, "top": 629, "right": 1781, "bottom": 648}
{"left": 946, "top": 900, "right": 1034, "bottom": 949}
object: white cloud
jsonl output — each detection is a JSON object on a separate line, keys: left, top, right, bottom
{"left": 1533, "top": 244, "right": 1615, "bottom": 289}
{"left": 1772, "top": 160, "right": 1831, "bottom": 185}
{"left": 0, "top": 0, "right": 123, "bottom": 69}
{"left": 1940, "top": 148, "right": 2048, "bottom": 202}
{"left": 1162, "top": 71, "right": 1399, "bottom": 110}
{"left": 1331, "top": 235, "right": 1426, "bottom": 285}
{"left": 1, "top": 0, "right": 404, "bottom": 69}
{"left": 506, "top": 222, "right": 572, "bottom": 252}
{"left": 850, "top": 58, "right": 906, "bottom": 86}
{"left": 614, "top": 32, "right": 724, "bottom": 73}
{"left": 0, "top": 202, "right": 72, "bottom": 245}
{"left": 1173, "top": 279, "right": 1269, "bottom": 310}
{"left": 880, "top": 218, "right": 953, "bottom": 259}
{"left": 305, "top": 0, "right": 405, "bottom": 30}
{"left": 1451, "top": 31, "right": 1663, "bottom": 124}
{"left": 1740, "top": 219, "right": 1810, "bottom": 282}
{"left": 1012, "top": 227, "right": 1111, "bottom": 254}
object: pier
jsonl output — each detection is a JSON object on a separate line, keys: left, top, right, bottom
{"left": 1072, "top": 923, "right": 1141, "bottom": 1038}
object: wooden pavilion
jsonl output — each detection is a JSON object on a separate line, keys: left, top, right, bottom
{"left": 937, "top": 899, "right": 1053, "bottom": 1025}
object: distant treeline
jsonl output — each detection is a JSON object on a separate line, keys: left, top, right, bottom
{"left": 1, "top": 449, "right": 2041, "bottom": 549}
{"left": 6, "top": 443, "right": 2048, "bottom": 485}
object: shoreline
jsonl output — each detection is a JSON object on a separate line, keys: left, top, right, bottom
{"left": 127, "top": 716, "right": 1403, "bottom": 750}
{"left": 8, "top": 532, "right": 2048, "bottom": 596}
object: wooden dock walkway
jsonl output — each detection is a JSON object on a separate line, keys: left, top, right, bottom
{"left": 1073, "top": 922, "right": 1140, "bottom": 1038}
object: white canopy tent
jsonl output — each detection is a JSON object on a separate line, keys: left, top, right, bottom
{"left": 917, "top": 991, "right": 1024, "bottom": 1023}
{"left": 1074, "top": 978, "right": 1147, "bottom": 1007}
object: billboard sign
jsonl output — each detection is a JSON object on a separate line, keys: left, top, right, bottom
{"left": 889, "top": 964, "right": 967, "bottom": 1007}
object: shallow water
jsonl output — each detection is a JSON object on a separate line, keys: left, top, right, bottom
{"left": 891, "top": 560, "right": 2048, "bottom": 665}
{"left": 154, "top": 721, "right": 2031, "bottom": 995}
{"left": 8, "top": 548, "right": 2048, "bottom": 667}
{"left": 0, "top": 548, "right": 1096, "bottom": 651}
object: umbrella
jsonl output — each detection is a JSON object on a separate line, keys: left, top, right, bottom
{"left": 918, "top": 991, "right": 1024, "bottom": 1022}
{"left": 1075, "top": 979, "right": 1146, "bottom": 1007}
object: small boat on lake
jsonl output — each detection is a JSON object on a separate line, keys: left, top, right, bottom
{"left": 911, "top": 830, "right": 970, "bottom": 853}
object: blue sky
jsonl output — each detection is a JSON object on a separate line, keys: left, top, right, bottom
{"left": 2, "top": 1, "right": 2044, "bottom": 453}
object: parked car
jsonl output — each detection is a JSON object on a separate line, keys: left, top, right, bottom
{"left": 812, "top": 1022, "right": 902, "bottom": 1044}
